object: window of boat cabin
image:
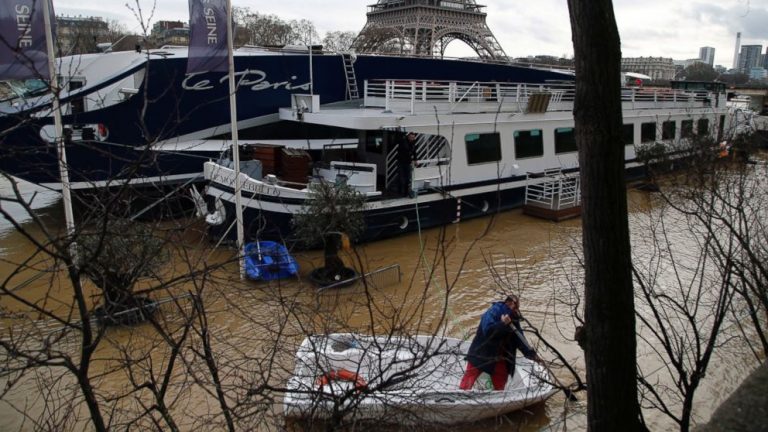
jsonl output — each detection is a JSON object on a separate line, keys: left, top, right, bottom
{"left": 514, "top": 129, "right": 544, "bottom": 159}
{"left": 662, "top": 120, "right": 676, "bottom": 140}
{"left": 465, "top": 132, "right": 501, "bottom": 164}
{"left": 555, "top": 128, "right": 577, "bottom": 154}
{"left": 68, "top": 78, "right": 86, "bottom": 116}
{"left": 365, "top": 131, "right": 384, "bottom": 154}
{"left": 681, "top": 120, "right": 694, "bottom": 139}
{"left": 697, "top": 118, "right": 710, "bottom": 136}
{"left": 622, "top": 124, "right": 635, "bottom": 146}
{"left": 641, "top": 122, "right": 656, "bottom": 143}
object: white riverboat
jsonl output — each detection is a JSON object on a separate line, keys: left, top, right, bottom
{"left": 203, "top": 79, "right": 730, "bottom": 243}
{"left": 283, "top": 333, "right": 556, "bottom": 425}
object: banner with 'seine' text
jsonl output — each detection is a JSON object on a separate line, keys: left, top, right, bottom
{"left": 0, "top": 0, "right": 52, "bottom": 80}
{"left": 187, "top": 0, "right": 228, "bottom": 75}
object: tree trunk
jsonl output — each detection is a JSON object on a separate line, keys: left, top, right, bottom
{"left": 566, "top": 0, "right": 646, "bottom": 430}
{"left": 323, "top": 233, "right": 345, "bottom": 275}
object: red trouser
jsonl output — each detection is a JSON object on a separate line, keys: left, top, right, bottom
{"left": 459, "top": 360, "right": 509, "bottom": 390}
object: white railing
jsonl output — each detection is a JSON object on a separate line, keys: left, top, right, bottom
{"left": 363, "top": 79, "right": 720, "bottom": 114}
{"left": 525, "top": 169, "right": 581, "bottom": 210}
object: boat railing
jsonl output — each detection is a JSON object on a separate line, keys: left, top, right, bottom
{"left": 524, "top": 169, "right": 581, "bottom": 211}
{"left": 363, "top": 79, "right": 721, "bottom": 114}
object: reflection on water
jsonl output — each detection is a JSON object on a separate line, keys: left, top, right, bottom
{"left": 0, "top": 180, "right": 759, "bottom": 431}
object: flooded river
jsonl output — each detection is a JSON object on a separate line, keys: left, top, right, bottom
{"left": 0, "top": 173, "right": 760, "bottom": 431}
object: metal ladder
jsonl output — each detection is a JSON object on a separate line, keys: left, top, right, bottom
{"left": 342, "top": 53, "right": 359, "bottom": 100}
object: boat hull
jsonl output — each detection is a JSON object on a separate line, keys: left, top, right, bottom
{"left": 204, "top": 164, "right": 647, "bottom": 245}
{"left": 283, "top": 334, "right": 556, "bottom": 425}
{"left": 0, "top": 51, "right": 570, "bottom": 190}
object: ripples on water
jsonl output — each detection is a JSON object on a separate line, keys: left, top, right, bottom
{"left": 0, "top": 172, "right": 761, "bottom": 430}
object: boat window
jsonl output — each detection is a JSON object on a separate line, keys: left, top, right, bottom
{"left": 68, "top": 79, "right": 86, "bottom": 116}
{"left": 514, "top": 129, "right": 543, "bottom": 159}
{"left": 622, "top": 124, "right": 634, "bottom": 146}
{"left": 662, "top": 121, "right": 676, "bottom": 140}
{"left": 681, "top": 120, "right": 694, "bottom": 139}
{"left": 555, "top": 127, "right": 577, "bottom": 154}
{"left": 465, "top": 132, "right": 501, "bottom": 165}
{"left": 697, "top": 118, "right": 709, "bottom": 136}
{"left": 365, "top": 132, "right": 384, "bottom": 154}
{"left": 641, "top": 122, "right": 656, "bottom": 143}
{"left": 0, "top": 79, "right": 47, "bottom": 101}
{"left": 0, "top": 82, "right": 13, "bottom": 101}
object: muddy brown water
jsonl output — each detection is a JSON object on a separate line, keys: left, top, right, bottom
{"left": 0, "top": 176, "right": 758, "bottom": 431}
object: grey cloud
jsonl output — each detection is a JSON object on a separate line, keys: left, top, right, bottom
{"left": 689, "top": 2, "right": 768, "bottom": 40}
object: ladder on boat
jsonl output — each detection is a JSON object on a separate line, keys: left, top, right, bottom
{"left": 523, "top": 168, "right": 582, "bottom": 221}
{"left": 342, "top": 53, "right": 359, "bottom": 100}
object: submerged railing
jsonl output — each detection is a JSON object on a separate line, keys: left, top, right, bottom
{"left": 525, "top": 168, "right": 581, "bottom": 211}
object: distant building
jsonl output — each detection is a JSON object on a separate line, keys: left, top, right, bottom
{"left": 714, "top": 65, "right": 727, "bottom": 74}
{"left": 56, "top": 15, "right": 109, "bottom": 55}
{"left": 699, "top": 46, "right": 715, "bottom": 66}
{"left": 675, "top": 59, "right": 702, "bottom": 69}
{"left": 763, "top": 48, "right": 768, "bottom": 69}
{"left": 621, "top": 57, "right": 675, "bottom": 81}
{"left": 151, "top": 20, "right": 189, "bottom": 46}
{"left": 749, "top": 67, "right": 767, "bottom": 80}
{"left": 738, "top": 45, "right": 763, "bottom": 73}
{"left": 732, "top": 32, "right": 741, "bottom": 69}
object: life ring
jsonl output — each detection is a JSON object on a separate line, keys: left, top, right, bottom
{"left": 316, "top": 368, "right": 367, "bottom": 390}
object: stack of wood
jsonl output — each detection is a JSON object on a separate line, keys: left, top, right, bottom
{"left": 281, "top": 148, "right": 312, "bottom": 184}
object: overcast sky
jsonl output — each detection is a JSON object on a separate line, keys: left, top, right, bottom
{"left": 54, "top": 0, "right": 768, "bottom": 67}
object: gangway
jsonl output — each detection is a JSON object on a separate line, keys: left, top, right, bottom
{"left": 523, "top": 168, "right": 581, "bottom": 221}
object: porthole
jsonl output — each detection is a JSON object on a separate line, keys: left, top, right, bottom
{"left": 481, "top": 200, "right": 490, "bottom": 213}
{"left": 399, "top": 216, "right": 409, "bottom": 230}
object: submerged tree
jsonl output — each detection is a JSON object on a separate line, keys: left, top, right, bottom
{"left": 292, "top": 180, "right": 365, "bottom": 285}
{"left": 78, "top": 219, "right": 168, "bottom": 323}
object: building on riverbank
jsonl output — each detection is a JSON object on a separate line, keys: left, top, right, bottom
{"left": 621, "top": 56, "right": 675, "bottom": 81}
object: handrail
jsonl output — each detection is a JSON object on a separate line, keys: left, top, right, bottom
{"left": 524, "top": 169, "right": 581, "bottom": 210}
{"left": 363, "top": 79, "right": 719, "bottom": 114}
{"left": 451, "top": 81, "right": 480, "bottom": 110}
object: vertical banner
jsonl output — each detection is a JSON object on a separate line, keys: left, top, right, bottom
{"left": 0, "top": 0, "right": 52, "bottom": 79}
{"left": 187, "top": 0, "right": 228, "bottom": 74}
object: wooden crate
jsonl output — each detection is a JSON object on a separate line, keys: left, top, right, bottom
{"left": 246, "top": 144, "right": 284, "bottom": 175}
{"left": 281, "top": 148, "right": 311, "bottom": 184}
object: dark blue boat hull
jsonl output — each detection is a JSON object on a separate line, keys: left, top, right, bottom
{"left": 0, "top": 53, "right": 570, "bottom": 189}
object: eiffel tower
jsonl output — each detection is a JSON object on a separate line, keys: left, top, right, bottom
{"left": 352, "top": 0, "right": 509, "bottom": 61}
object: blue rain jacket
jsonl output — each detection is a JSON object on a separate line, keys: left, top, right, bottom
{"left": 466, "top": 302, "right": 536, "bottom": 375}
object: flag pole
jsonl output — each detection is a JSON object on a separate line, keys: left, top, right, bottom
{"left": 42, "top": 0, "right": 77, "bottom": 262}
{"left": 309, "top": 35, "right": 314, "bottom": 95}
{"left": 226, "top": 0, "right": 245, "bottom": 280}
